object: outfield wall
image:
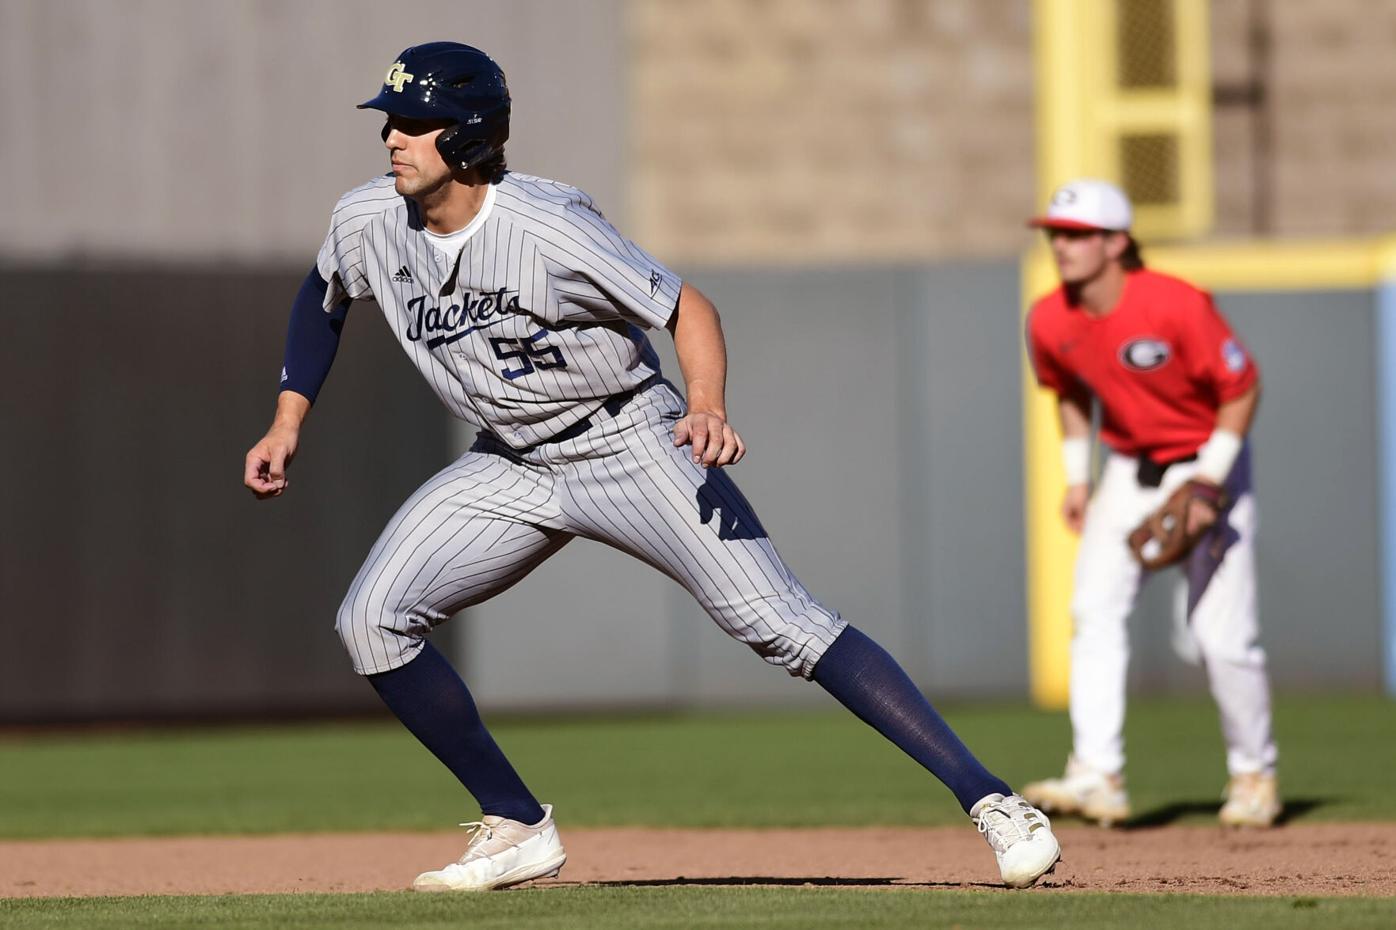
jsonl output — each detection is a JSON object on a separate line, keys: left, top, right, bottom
{"left": 1, "top": 260, "right": 1385, "bottom": 721}
{"left": 0, "top": 267, "right": 444, "bottom": 721}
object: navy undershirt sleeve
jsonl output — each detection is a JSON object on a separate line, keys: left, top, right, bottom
{"left": 279, "top": 267, "right": 351, "bottom": 404}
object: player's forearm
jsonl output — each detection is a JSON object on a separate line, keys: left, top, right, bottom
{"left": 668, "top": 283, "right": 729, "bottom": 416}
{"left": 1215, "top": 382, "right": 1260, "bottom": 437}
{"left": 271, "top": 390, "right": 312, "bottom": 432}
{"left": 1058, "top": 393, "right": 1091, "bottom": 486}
{"left": 1058, "top": 393, "right": 1090, "bottom": 439}
{"left": 280, "top": 267, "right": 351, "bottom": 404}
{"left": 1194, "top": 382, "right": 1259, "bottom": 484}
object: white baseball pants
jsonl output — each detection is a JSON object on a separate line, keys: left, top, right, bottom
{"left": 1069, "top": 447, "right": 1278, "bottom": 777}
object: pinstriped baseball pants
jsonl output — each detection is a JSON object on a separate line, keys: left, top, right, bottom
{"left": 336, "top": 380, "right": 846, "bottom": 678}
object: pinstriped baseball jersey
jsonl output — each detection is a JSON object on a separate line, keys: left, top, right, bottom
{"left": 316, "top": 172, "right": 682, "bottom": 448}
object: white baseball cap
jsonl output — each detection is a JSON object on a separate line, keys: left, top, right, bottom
{"left": 1028, "top": 178, "right": 1133, "bottom": 232}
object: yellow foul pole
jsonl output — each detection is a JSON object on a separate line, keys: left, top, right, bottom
{"left": 1025, "top": 0, "right": 1099, "bottom": 708}
{"left": 1024, "top": 0, "right": 1213, "bottom": 706}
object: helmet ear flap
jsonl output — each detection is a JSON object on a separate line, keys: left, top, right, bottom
{"left": 435, "top": 125, "right": 498, "bottom": 171}
{"left": 434, "top": 124, "right": 469, "bottom": 169}
{"left": 435, "top": 124, "right": 458, "bottom": 159}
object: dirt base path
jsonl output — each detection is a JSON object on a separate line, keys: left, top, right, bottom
{"left": 4, "top": 823, "right": 1394, "bottom": 899}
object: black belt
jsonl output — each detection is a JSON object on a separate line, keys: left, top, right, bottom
{"left": 1136, "top": 452, "right": 1197, "bottom": 488}
{"left": 543, "top": 375, "right": 660, "bottom": 445}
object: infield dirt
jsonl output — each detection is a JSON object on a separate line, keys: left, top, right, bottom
{"left": 4, "top": 822, "right": 1393, "bottom": 899}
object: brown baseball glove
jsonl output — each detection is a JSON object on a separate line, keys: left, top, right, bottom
{"left": 1127, "top": 479, "right": 1229, "bottom": 570}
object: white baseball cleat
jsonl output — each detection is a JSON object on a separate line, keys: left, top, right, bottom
{"left": 1219, "top": 772, "right": 1282, "bottom": 828}
{"left": 970, "top": 793, "right": 1062, "bottom": 888}
{"left": 1021, "top": 755, "right": 1131, "bottom": 827}
{"left": 411, "top": 804, "right": 567, "bottom": 892}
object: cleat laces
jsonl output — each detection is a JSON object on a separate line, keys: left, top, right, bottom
{"left": 976, "top": 798, "right": 1045, "bottom": 853}
{"left": 455, "top": 820, "right": 497, "bottom": 862}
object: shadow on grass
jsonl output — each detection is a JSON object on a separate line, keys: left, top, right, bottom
{"left": 1124, "top": 796, "right": 1330, "bottom": 829}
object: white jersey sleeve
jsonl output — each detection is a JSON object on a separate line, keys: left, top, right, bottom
{"left": 315, "top": 176, "right": 399, "bottom": 311}
{"left": 529, "top": 186, "right": 682, "bottom": 330}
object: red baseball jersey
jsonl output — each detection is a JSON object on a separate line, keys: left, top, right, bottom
{"left": 1027, "top": 269, "right": 1258, "bottom": 461}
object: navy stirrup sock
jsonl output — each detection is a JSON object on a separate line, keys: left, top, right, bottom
{"left": 813, "top": 625, "right": 1012, "bottom": 813}
{"left": 367, "top": 640, "right": 545, "bottom": 825}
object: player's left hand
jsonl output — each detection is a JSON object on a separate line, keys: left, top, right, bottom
{"left": 1127, "top": 478, "right": 1227, "bottom": 570}
{"left": 243, "top": 425, "right": 300, "bottom": 500}
{"left": 673, "top": 411, "right": 746, "bottom": 468}
{"left": 1184, "top": 481, "right": 1220, "bottom": 536}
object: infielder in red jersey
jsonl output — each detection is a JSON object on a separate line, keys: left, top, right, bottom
{"left": 1020, "top": 179, "right": 1281, "bottom": 828}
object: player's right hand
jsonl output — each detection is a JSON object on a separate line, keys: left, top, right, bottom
{"left": 1061, "top": 483, "right": 1089, "bottom": 535}
{"left": 244, "top": 426, "right": 300, "bottom": 499}
{"left": 673, "top": 410, "right": 746, "bottom": 469}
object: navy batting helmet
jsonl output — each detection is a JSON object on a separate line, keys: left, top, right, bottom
{"left": 358, "top": 42, "right": 510, "bottom": 172}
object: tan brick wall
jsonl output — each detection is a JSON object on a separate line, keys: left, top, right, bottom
{"left": 634, "top": 1, "right": 1396, "bottom": 264}
{"left": 1267, "top": 0, "right": 1396, "bottom": 238}
{"left": 1210, "top": 0, "right": 1396, "bottom": 240}
{"left": 629, "top": 0, "right": 1035, "bottom": 265}
{"left": 1209, "top": 0, "right": 1263, "bottom": 238}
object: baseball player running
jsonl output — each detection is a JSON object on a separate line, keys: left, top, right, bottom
{"left": 1021, "top": 179, "right": 1280, "bottom": 828}
{"left": 243, "top": 42, "right": 1060, "bottom": 890}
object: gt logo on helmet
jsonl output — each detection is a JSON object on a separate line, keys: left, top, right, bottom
{"left": 385, "top": 62, "right": 414, "bottom": 92}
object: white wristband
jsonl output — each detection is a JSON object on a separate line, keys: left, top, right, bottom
{"left": 1195, "top": 429, "right": 1242, "bottom": 484}
{"left": 1062, "top": 436, "right": 1090, "bottom": 486}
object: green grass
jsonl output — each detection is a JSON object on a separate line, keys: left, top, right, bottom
{"left": 0, "top": 694, "right": 1391, "bottom": 838}
{"left": 2, "top": 889, "right": 1393, "bottom": 930}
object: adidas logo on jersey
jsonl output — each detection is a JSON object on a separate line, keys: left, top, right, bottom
{"left": 392, "top": 265, "right": 413, "bottom": 283}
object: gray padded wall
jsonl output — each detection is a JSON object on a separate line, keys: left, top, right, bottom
{"left": 902, "top": 265, "right": 1030, "bottom": 696}
{"left": 1, "top": 268, "right": 1384, "bottom": 722}
{"left": 0, "top": 268, "right": 450, "bottom": 721}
